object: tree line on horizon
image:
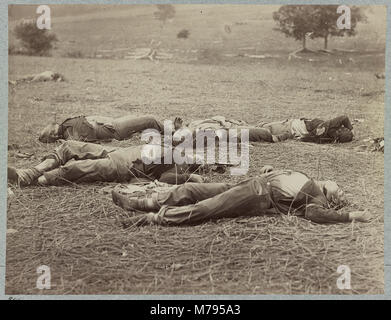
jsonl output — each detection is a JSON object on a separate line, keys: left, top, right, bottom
{"left": 10, "top": 4, "right": 367, "bottom": 57}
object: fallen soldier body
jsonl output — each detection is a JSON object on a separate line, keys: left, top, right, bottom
{"left": 259, "top": 115, "right": 354, "bottom": 143}
{"left": 173, "top": 115, "right": 354, "bottom": 144}
{"left": 112, "top": 165, "right": 371, "bottom": 226}
{"left": 9, "top": 71, "right": 65, "bottom": 85}
{"left": 8, "top": 141, "right": 203, "bottom": 187}
{"left": 39, "top": 114, "right": 164, "bottom": 143}
{"left": 173, "top": 116, "right": 274, "bottom": 143}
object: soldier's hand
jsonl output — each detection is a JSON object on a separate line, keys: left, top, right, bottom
{"left": 189, "top": 174, "right": 204, "bottom": 183}
{"left": 349, "top": 210, "right": 372, "bottom": 222}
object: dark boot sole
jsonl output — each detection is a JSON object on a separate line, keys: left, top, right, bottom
{"left": 7, "top": 167, "right": 19, "bottom": 185}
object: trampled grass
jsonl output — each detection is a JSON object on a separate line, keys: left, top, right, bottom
{"left": 6, "top": 4, "right": 385, "bottom": 293}
{"left": 6, "top": 53, "right": 384, "bottom": 294}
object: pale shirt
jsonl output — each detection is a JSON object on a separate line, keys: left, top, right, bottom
{"left": 264, "top": 170, "right": 310, "bottom": 198}
{"left": 290, "top": 119, "right": 309, "bottom": 138}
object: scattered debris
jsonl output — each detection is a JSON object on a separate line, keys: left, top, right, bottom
{"left": 317, "top": 49, "right": 333, "bottom": 55}
{"left": 224, "top": 25, "right": 232, "bottom": 34}
{"left": 243, "top": 54, "right": 266, "bottom": 59}
{"left": 15, "top": 152, "right": 34, "bottom": 159}
{"left": 288, "top": 48, "right": 304, "bottom": 60}
{"left": 375, "top": 72, "right": 385, "bottom": 79}
{"left": 171, "top": 263, "right": 184, "bottom": 270}
{"left": 125, "top": 40, "right": 173, "bottom": 61}
{"left": 356, "top": 137, "right": 384, "bottom": 153}
{"left": 7, "top": 229, "right": 18, "bottom": 235}
{"left": 100, "top": 180, "right": 174, "bottom": 196}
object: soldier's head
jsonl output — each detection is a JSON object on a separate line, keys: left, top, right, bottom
{"left": 39, "top": 123, "right": 60, "bottom": 143}
{"left": 322, "top": 180, "right": 348, "bottom": 208}
{"left": 335, "top": 127, "right": 353, "bottom": 143}
{"left": 52, "top": 72, "right": 64, "bottom": 81}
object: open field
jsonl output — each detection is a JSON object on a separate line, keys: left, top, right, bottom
{"left": 6, "top": 53, "right": 384, "bottom": 294}
{"left": 6, "top": 5, "right": 385, "bottom": 295}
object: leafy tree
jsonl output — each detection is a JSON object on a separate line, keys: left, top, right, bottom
{"left": 154, "top": 4, "right": 176, "bottom": 26}
{"left": 311, "top": 5, "right": 366, "bottom": 50}
{"left": 273, "top": 5, "right": 367, "bottom": 51}
{"left": 14, "top": 20, "right": 57, "bottom": 56}
{"left": 273, "top": 5, "right": 317, "bottom": 50}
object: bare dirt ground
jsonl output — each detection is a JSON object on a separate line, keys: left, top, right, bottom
{"left": 6, "top": 52, "right": 384, "bottom": 295}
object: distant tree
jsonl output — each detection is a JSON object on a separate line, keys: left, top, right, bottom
{"left": 311, "top": 5, "right": 367, "bottom": 50}
{"left": 14, "top": 20, "right": 57, "bottom": 56}
{"left": 177, "top": 29, "right": 190, "bottom": 39}
{"left": 154, "top": 4, "right": 176, "bottom": 26}
{"left": 273, "top": 5, "right": 367, "bottom": 51}
{"left": 273, "top": 5, "right": 317, "bottom": 50}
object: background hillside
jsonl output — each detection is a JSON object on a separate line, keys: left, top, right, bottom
{"left": 9, "top": 4, "right": 387, "bottom": 59}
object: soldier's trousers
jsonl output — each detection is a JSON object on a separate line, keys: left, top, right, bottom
{"left": 42, "top": 141, "right": 127, "bottom": 184}
{"left": 145, "top": 178, "right": 272, "bottom": 225}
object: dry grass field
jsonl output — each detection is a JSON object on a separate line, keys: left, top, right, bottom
{"left": 6, "top": 5, "right": 385, "bottom": 295}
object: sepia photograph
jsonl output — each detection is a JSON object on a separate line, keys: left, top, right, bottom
{"left": 5, "top": 4, "right": 385, "bottom": 295}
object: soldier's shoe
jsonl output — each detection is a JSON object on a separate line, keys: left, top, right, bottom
{"left": 112, "top": 190, "right": 159, "bottom": 211}
{"left": 112, "top": 190, "right": 141, "bottom": 211}
{"left": 8, "top": 167, "right": 42, "bottom": 186}
{"left": 7, "top": 167, "right": 19, "bottom": 184}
